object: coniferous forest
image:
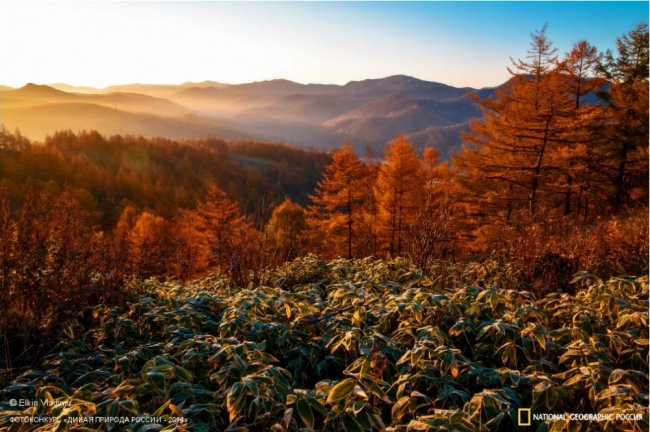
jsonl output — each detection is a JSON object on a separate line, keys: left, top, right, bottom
{"left": 0, "top": 21, "right": 648, "bottom": 432}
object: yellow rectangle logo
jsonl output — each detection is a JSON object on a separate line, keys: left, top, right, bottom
{"left": 518, "top": 408, "right": 531, "bottom": 426}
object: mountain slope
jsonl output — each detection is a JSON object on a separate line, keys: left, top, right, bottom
{"left": 1, "top": 76, "right": 503, "bottom": 155}
{"left": 341, "top": 74, "right": 472, "bottom": 100}
{"left": 321, "top": 93, "right": 483, "bottom": 150}
{"left": 105, "top": 81, "right": 231, "bottom": 98}
{"left": 0, "top": 102, "right": 250, "bottom": 141}
{"left": 2, "top": 84, "right": 196, "bottom": 117}
{"left": 214, "top": 75, "right": 495, "bottom": 153}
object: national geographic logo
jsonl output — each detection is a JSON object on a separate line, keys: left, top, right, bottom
{"left": 517, "top": 408, "right": 644, "bottom": 426}
{"left": 518, "top": 408, "right": 531, "bottom": 426}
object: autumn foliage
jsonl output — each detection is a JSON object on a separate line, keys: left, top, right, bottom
{"left": 0, "top": 25, "right": 647, "bottom": 384}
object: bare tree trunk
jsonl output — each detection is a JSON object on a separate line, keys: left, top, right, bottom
{"left": 530, "top": 115, "right": 552, "bottom": 215}
{"left": 564, "top": 171, "right": 573, "bottom": 216}
{"left": 347, "top": 200, "right": 352, "bottom": 259}
{"left": 389, "top": 190, "right": 397, "bottom": 255}
{"left": 614, "top": 138, "right": 629, "bottom": 213}
{"left": 396, "top": 175, "right": 404, "bottom": 255}
{"left": 506, "top": 184, "right": 513, "bottom": 225}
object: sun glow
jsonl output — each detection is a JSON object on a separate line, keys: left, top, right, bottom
{"left": 0, "top": 2, "right": 647, "bottom": 89}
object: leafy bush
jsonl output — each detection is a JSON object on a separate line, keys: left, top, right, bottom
{"left": 1, "top": 257, "right": 647, "bottom": 431}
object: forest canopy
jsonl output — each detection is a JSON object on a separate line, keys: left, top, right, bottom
{"left": 0, "top": 23, "right": 648, "bottom": 432}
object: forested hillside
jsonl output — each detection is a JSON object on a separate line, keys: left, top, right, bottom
{"left": 0, "top": 130, "right": 329, "bottom": 224}
{"left": 0, "top": 23, "right": 648, "bottom": 432}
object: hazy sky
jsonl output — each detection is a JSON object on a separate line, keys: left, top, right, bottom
{"left": 1, "top": 1, "right": 647, "bottom": 88}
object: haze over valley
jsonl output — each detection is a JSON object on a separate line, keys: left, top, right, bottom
{"left": 0, "top": 2, "right": 648, "bottom": 431}
{"left": 0, "top": 75, "right": 499, "bottom": 158}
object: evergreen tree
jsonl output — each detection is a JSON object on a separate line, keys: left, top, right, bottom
{"left": 555, "top": 40, "right": 604, "bottom": 218}
{"left": 170, "top": 209, "right": 210, "bottom": 280}
{"left": 458, "top": 26, "right": 574, "bottom": 231}
{"left": 267, "top": 198, "right": 309, "bottom": 261}
{"left": 128, "top": 211, "right": 168, "bottom": 277}
{"left": 308, "top": 145, "right": 367, "bottom": 259}
{"left": 375, "top": 136, "right": 424, "bottom": 255}
{"left": 197, "top": 186, "right": 255, "bottom": 275}
{"left": 598, "top": 23, "right": 649, "bottom": 211}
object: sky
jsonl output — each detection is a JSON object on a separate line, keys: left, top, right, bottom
{"left": 0, "top": 1, "right": 647, "bottom": 89}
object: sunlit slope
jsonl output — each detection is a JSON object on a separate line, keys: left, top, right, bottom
{"left": 0, "top": 84, "right": 251, "bottom": 140}
{"left": 0, "top": 76, "right": 501, "bottom": 152}
{"left": 2, "top": 83, "right": 195, "bottom": 116}
{"left": 0, "top": 102, "right": 250, "bottom": 141}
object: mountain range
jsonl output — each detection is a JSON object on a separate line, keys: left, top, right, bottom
{"left": 0, "top": 75, "right": 501, "bottom": 158}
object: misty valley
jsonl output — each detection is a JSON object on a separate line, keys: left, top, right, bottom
{"left": 0, "top": 9, "right": 648, "bottom": 432}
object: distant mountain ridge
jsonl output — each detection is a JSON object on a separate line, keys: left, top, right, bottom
{"left": 0, "top": 75, "right": 503, "bottom": 157}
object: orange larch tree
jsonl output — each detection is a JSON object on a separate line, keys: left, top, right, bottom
{"left": 267, "top": 197, "right": 309, "bottom": 262}
{"left": 457, "top": 26, "right": 574, "bottom": 235}
{"left": 407, "top": 147, "right": 457, "bottom": 267}
{"left": 553, "top": 40, "right": 604, "bottom": 218}
{"left": 170, "top": 209, "right": 210, "bottom": 280}
{"left": 375, "top": 136, "right": 424, "bottom": 256}
{"left": 128, "top": 211, "right": 169, "bottom": 278}
{"left": 197, "top": 185, "right": 257, "bottom": 281}
{"left": 597, "top": 23, "right": 649, "bottom": 212}
{"left": 308, "top": 145, "right": 368, "bottom": 259}
{"left": 358, "top": 160, "right": 380, "bottom": 257}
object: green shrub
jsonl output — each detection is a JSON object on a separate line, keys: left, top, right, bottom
{"left": 1, "top": 258, "right": 647, "bottom": 431}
